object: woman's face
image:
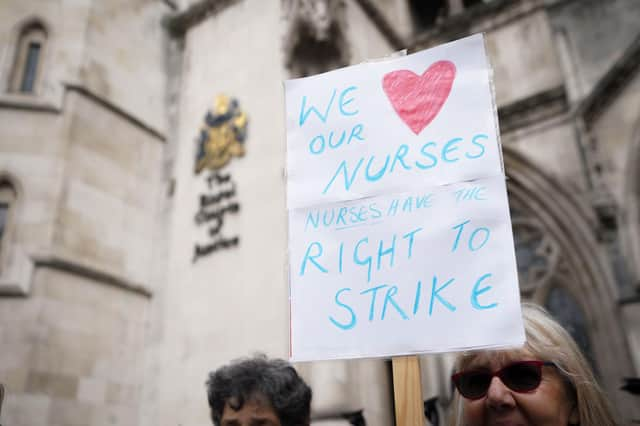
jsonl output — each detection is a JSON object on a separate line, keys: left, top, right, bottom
{"left": 459, "top": 350, "right": 578, "bottom": 426}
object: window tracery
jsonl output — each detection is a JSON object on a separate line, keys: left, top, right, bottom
{"left": 508, "top": 187, "right": 597, "bottom": 370}
{"left": 509, "top": 202, "right": 560, "bottom": 296}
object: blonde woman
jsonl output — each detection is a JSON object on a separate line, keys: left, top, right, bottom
{"left": 450, "top": 303, "right": 616, "bottom": 426}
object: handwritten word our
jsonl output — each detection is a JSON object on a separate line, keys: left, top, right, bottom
{"left": 305, "top": 193, "right": 433, "bottom": 232}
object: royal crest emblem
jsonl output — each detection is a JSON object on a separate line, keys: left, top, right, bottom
{"left": 192, "top": 95, "right": 248, "bottom": 262}
{"left": 195, "top": 94, "right": 248, "bottom": 173}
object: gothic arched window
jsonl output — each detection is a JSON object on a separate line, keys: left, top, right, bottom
{"left": 9, "top": 21, "right": 47, "bottom": 94}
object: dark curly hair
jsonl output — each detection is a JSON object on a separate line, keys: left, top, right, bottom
{"left": 206, "top": 355, "right": 312, "bottom": 426}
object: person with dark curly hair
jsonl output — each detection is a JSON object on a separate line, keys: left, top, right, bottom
{"left": 206, "top": 355, "right": 312, "bottom": 426}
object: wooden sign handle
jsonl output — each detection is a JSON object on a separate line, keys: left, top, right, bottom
{"left": 392, "top": 356, "right": 425, "bottom": 426}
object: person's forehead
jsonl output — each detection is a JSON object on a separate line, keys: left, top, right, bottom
{"left": 221, "top": 396, "right": 280, "bottom": 423}
{"left": 463, "top": 348, "right": 535, "bottom": 368}
{"left": 226, "top": 393, "right": 272, "bottom": 411}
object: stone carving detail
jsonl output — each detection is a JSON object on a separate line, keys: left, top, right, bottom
{"left": 282, "top": 0, "right": 349, "bottom": 77}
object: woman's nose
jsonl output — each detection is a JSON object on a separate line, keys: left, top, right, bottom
{"left": 485, "top": 376, "right": 516, "bottom": 409}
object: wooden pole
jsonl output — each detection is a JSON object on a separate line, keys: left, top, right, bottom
{"left": 392, "top": 356, "right": 425, "bottom": 426}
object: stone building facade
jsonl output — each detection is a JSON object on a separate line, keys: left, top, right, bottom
{"left": 0, "top": 0, "right": 639, "bottom": 425}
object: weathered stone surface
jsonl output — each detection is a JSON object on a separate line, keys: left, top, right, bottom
{"left": 485, "top": 10, "right": 563, "bottom": 106}
{"left": 2, "top": 0, "right": 640, "bottom": 425}
{"left": 26, "top": 371, "right": 78, "bottom": 399}
{"left": 3, "top": 393, "right": 51, "bottom": 426}
{"left": 49, "top": 398, "right": 94, "bottom": 426}
{"left": 77, "top": 377, "right": 107, "bottom": 404}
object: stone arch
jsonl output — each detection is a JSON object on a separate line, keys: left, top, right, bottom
{"left": 504, "top": 146, "right": 635, "bottom": 412}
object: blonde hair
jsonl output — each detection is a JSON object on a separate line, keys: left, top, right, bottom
{"left": 449, "top": 303, "right": 616, "bottom": 426}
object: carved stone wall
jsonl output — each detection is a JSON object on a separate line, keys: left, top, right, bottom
{"left": 282, "top": 0, "right": 350, "bottom": 77}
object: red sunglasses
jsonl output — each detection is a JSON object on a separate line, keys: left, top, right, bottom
{"left": 451, "top": 360, "right": 556, "bottom": 400}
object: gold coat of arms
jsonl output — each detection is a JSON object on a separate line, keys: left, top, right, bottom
{"left": 195, "top": 94, "right": 248, "bottom": 173}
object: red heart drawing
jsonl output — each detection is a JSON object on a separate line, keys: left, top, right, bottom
{"left": 382, "top": 60, "right": 456, "bottom": 134}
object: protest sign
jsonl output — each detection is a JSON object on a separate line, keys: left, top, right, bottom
{"left": 285, "top": 34, "right": 524, "bottom": 362}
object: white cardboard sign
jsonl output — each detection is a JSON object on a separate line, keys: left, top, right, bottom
{"left": 285, "top": 34, "right": 524, "bottom": 362}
